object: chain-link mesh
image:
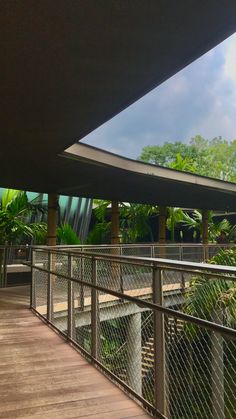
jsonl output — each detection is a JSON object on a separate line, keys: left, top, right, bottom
{"left": 51, "top": 273, "right": 68, "bottom": 336}
{"left": 165, "top": 315, "right": 236, "bottom": 418}
{"left": 31, "top": 249, "right": 236, "bottom": 418}
{"left": 122, "top": 246, "right": 152, "bottom": 258}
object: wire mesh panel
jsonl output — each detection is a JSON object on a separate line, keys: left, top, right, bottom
{"left": 122, "top": 246, "right": 152, "bottom": 258}
{"left": 73, "top": 281, "right": 92, "bottom": 354}
{"left": 181, "top": 245, "right": 203, "bottom": 262}
{"left": 34, "top": 269, "right": 48, "bottom": 315}
{"left": 141, "top": 312, "right": 155, "bottom": 405}
{"left": 165, "top": 315, "right": 236, "bottom": 419}
{"left": 153, "top": 246, "right": 180, "bottom": 260}
{"left": 51, "top": 273, "right": 68, "bottom": 336}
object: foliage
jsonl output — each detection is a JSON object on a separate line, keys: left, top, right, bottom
{"left": 184, "top": 247, "right": 236, "bottom": 334}
{"left": 57, "top": 223, "right": 80, "bottom": 245}
{"left": 138, "top": 135, "right": 236, "bottom": 182}
{"left": 0, "top": 189, "right": 47, "bottom": 244}
{"left": 181, "top": 209, "right": 235, "bottom": 241}
{"left": 88, "top": 200, "right": 158, "bottom": 244}
{"left": 120, "top": 203, "right": 158, "bottom": 243}
{"left": 166, "top": 207, "right": 185, "bottom": 242}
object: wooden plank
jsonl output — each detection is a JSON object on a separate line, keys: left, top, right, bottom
{"left": 0, "top": 286, "right": 150, "bottom": 418}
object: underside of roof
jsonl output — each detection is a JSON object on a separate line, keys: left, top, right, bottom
{"left": 1, "top": 1, "right": 236, "bottom": 210}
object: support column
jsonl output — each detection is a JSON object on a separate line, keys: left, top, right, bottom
{"left": 47, "top": 194, "right": 58, "bottom": 246}
{"left": 111, "top": 201, "right": 120, "bottom": 244}
{"left": 202, "top": 209, "right": 209, "bottom": 260}
{"left": 159, "top": 206, "right": 167, "bottom": 257}
{"left": 127, "top": 312, "right": 142, "bottom": 395}
{"left": 111, "top": 201, "right": 121, "bottom": 289}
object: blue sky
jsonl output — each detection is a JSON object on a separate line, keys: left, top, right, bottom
{"left": 81, "top": 33, "right": 236, "bottom": 159}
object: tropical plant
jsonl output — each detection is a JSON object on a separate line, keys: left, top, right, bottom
{"left": 184, "top": 247, "right": 236, "bottom": 330}
{"left": 166, "top": 207, "right": 185, "bottom": 242}
{"left": 181, "top": 209, "right": 236, "bottom": 242}
{"left": 57, "top": 223, "right": 81, "bottom": 245}
{"left": 120, "top": 203, "right": 158, "bottom": 243}
{"left": 0, "top": 189, "right": 47, "bottom": 244}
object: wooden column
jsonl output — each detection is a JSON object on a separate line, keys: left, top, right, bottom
{"left": 202, "top": 209, "right": 208, "bottom": 244}
{"left": 202, "top": 209, "right": 209, "bottom": 260}
{"left": 47, "top": 194, "right": 58, "bottom": 246}
{"left": 111, "top": 201, "right": 120, "bottom": 244}
{"left": 159, "top": 206, "right": 167, "bottom": 244}
{"left": 159, "top": 206, "right": 167, "bottom": 258}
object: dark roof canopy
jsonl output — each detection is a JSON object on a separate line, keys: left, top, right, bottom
{"left": 60, "top": 144, "right": 236, "bottom": 211}
{"left": 1, "top": 1, "right": 236, "bottom": 210}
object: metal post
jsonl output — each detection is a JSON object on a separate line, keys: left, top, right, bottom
{"left": 153, "top": 264, "right": 166, "bottom": 416}
{"left": 91, "top": 257, "right": 100, "bottom": 360}
{"left": 31, "top": 248, "right": 36, "bottom": 308}
{"left": 68, "top": 254, "right": 75, "bottom": 340}
{"left": 3, "top": 246, "right": 8, "bottom": 288}
{"left": 151, "top": 245, "right": 155, "bottom": 258}
{"left": 79, "top": 255, "right": 85, "bottom": 311}
{"left": 119, "top": 246, "right": 124, "bottom": 293}
{"left": 47, "top": 251, "right": 53, "bottom": 322}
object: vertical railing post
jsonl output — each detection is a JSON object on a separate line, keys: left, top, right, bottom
{"left": 31, "top": 248, "right": 36, "bottom": 308}
{"left": 153, "top": 263, "right": 166, "bottom": 416}
{"left": 151, "top": 245, "right": 155, "bottom": 258}
{"left": 91, "top": 257, "right": 100, "bottom": 360}
{"left": 3, "top": 246, "right": 8, "bottom": 288}
{"left": 79, "top": 252, "right": 85, "bottom": 311}
{"left": 67, "top": 254, "right": 75, "bottom": 340}
{"left": 119, "top": 246, "right": 124, "bottom": 293}
{"left": 47, "top": 251, "right": 53, "bottom": 322}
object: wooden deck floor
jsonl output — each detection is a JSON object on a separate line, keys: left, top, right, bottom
{"left": 0, "top": 286, "right": 150, "bottom": 419}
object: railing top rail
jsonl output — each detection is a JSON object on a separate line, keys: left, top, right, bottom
{"left": 32, "top": 247, "right": 236, "bottom": 277}
{"left": 28, "top": 259, "right": 236, "bottom": 339}
{"left": 31, "top": 242, "right": 233, "bottom": 248}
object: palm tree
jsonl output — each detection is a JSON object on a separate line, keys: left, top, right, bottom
{"left": 0, "top": 189, "right": 47, "bottom": 244}
{"left": 57, "top": 223, "right": 81, "bottom": 244}
{"left": 181, "top": 209, "right": 236, "bottom": 242}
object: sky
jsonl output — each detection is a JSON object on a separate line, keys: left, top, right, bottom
{"left": 81, "top": 33, "right": 236, "bottom": 159}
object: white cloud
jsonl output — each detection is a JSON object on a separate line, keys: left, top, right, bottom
{"left": 224, "top": 35, "right": 236, "bottom": 84}
{"left": 82, "top": 33, "right": 236, "bottom": 158}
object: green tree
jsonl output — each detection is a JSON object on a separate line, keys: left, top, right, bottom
{"left": 138, "top": 136, "right": 236, "bottom": 182}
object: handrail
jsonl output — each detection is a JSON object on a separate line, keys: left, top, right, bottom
{"left": 30, "top": 247, "right": 236, "bottom": 418}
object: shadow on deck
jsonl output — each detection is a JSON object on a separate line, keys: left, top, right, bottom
{"left": 0, "top": 286, "right": 150, "bottom": 418}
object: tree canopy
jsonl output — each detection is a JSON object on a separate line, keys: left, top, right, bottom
{"left": 138, "top": 135, "right": 236, "bottom": 182}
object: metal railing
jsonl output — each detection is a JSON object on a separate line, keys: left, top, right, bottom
{"left": 46, "top": 242, "right": 234, "bottom": 262}
{"left": 0, "top": 243, "right": 232, "bottom": 288}
{"left": 30, "top": 247, "right": 236, "bottom": 419}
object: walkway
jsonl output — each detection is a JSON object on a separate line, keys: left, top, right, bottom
{"left": 0, "top": 286, "right": 150, "bottom": 418}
